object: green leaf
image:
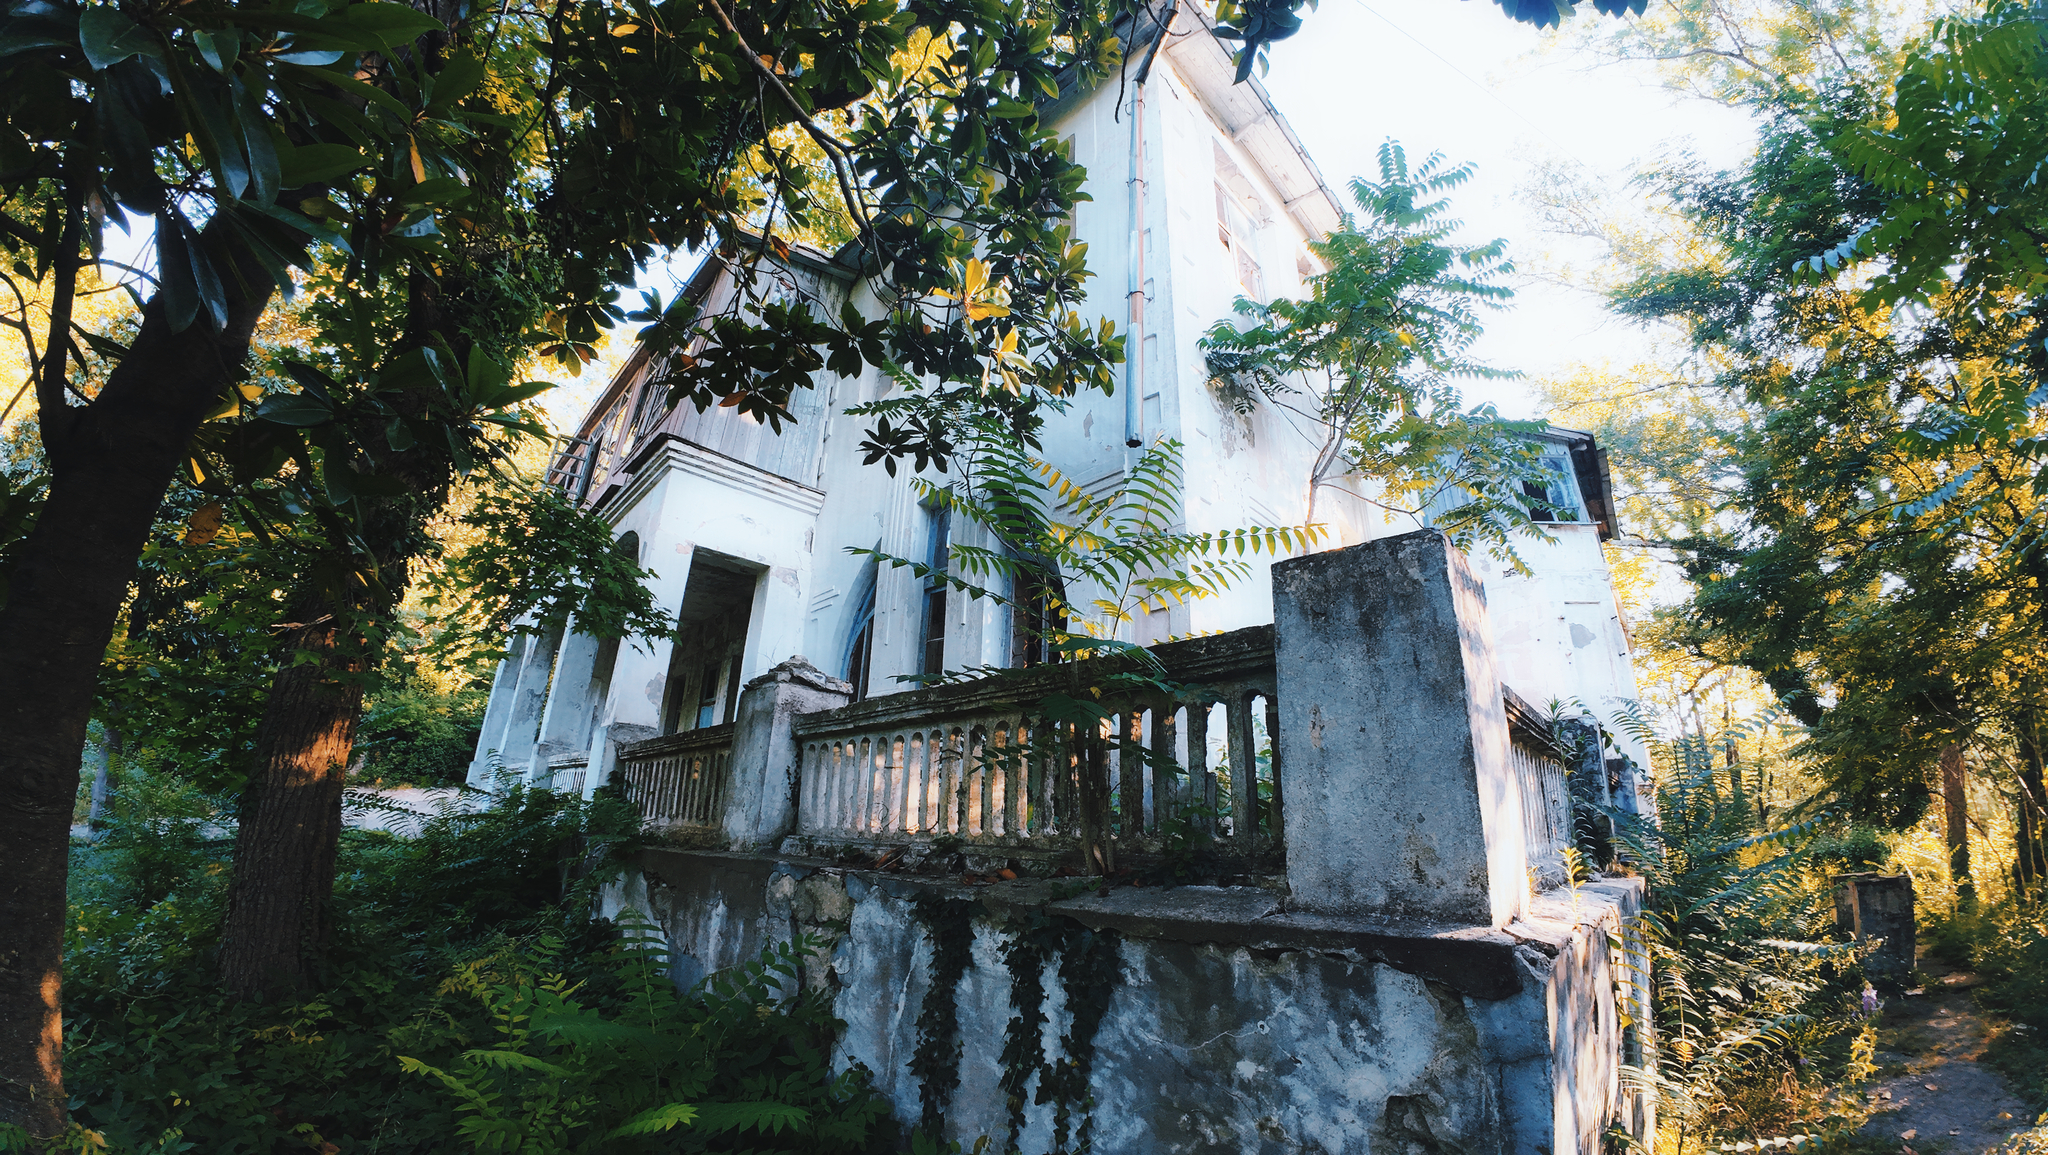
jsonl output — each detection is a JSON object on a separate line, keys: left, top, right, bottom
{"left": 279, "top": 143, "right": 369, "bottom": 187}
{"left": 428, "top": 50, "right": 486, "bottom": 111}
{"left": 255, "top": 394, "right": 336, "bottom": 426}
{"left": 78, "top": 6, "right": 157, "bottom": 70}
{"left": 607, "top": 1102, "right": 700, "bottom": 1138}
{"left": 341, "top": 2, "right": 446, "bottom": 51}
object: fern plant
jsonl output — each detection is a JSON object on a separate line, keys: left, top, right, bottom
{"left": 1605, "top": 704, "right": 1863, "bottom": 1154}
{"left": 400, "top": 918, "right": 891, "bottom": 1153}
{"left": 853, "top": 410, "right": 1320, "bottom": 685}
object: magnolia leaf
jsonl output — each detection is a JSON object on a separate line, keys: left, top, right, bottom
{"left": 78, "top": 6, "right": 157, "bottom": 70}
{"left": 183, "top": 503, "right": 226, "bottom": 546}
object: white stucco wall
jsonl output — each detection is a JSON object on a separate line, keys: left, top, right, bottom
{"left": 479, "top": 19, "right": 1647, "bottom": 785}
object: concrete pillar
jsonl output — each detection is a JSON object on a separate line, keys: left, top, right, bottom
{"left": 535, "top": 618, "right": 606, "bottom": 780}
{"left": 584, "top": 515, "right": 694, "bottom": 796}
{"left": 742, "top": 565, "right": 807, "bottom": 685}
{"left": 1834, "top": 873, "right": 1916, "bottom": 978}
{"left": 498, "top": 624, "right": 562, "bottom": 777}
{"left": 467, "top": 634, "right": 529, "bottom": 786}
{"left": 720, "top": 656, "right": 852, "bottom": 850}
{"left": 1272, "top": 529, "right": 1529, "bottom": 927}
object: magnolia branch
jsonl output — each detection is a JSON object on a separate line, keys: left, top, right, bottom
{"left": 703, "top": 0, "right": 877, "bottom": 256}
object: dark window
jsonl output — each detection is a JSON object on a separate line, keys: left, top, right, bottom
{"left": 920, "top": 503, "right": 951, "bottom": 680}
{"left": 845, "top": 566, "right": 878, "bottom": 702}
{"left": 695, "top": 659, "right": 722, "bottom": 729}
{"left": 1524, "top": 453, "right": 1583, "bottom": 524}
{"left": 1011, "top": 566, "right": 1067, "bottom": 668}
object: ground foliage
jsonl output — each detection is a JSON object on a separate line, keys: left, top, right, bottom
{"left": 0, "top": 773, "right": 896, "bottom": 1154}
{"left": 1606, "top": 706, "right": 1874, "bottom": 1154}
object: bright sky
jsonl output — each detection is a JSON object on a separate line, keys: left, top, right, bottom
{"left": 1260, "top": 0, "right": 1756, "bottom": 418}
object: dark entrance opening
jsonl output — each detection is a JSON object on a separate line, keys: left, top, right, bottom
{"left": 661, "top": 552, "right": 759, "bottom": 734}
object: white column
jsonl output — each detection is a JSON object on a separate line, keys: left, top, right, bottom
{"left": 467, "top": 633, "right": 529, "bottom": 786}
{"left": 535, "top": 616, "right": 606, "bottom": 781}
{"left": 584, "top": 481, "right": 695, "bottom": 796}
{"left": 499, "top": 625, "right": 562, "bottom": 778}
{"left": 742, "top": 564, "right": 804, "bottom": 684}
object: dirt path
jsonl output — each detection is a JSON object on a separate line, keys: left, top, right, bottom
{"left": 1855, "top": 965, "right": 2037, "bottom": 1155}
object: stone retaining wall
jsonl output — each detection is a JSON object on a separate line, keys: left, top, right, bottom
{"left": 607, "top": 848, "right": 1650, "bottom": 1155}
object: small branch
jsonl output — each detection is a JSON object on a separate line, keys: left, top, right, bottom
{"left": 37, "top": 188, "right": 83, "bottom": 418}
{"left": 704, "top": 0, "right": 876, "bottom": 259}
{"left": 0, "top": 376, "right": 33, "bottom": 427}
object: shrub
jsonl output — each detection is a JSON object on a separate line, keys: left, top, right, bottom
{"left": 27, "top": 775, "right": 893, "bottom": 1154}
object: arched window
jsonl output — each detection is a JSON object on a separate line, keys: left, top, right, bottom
{"left": 843, "top": 558, "right": 878, "bottom": 701}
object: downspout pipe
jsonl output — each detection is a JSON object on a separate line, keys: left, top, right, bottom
{"left": 1124, "top": 0, "right": 1173, "bottom": 450}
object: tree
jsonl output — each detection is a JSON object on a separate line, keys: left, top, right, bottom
{"left": 1591, "top": 82, "right": 2048, "bottom": 880}
{"left": 1, "top": 0, "right": 1125, "bottom": 1128}
{"left": 1197, "top": 143, "right": 1551, "bottom": 557}
{"left": 0, "top": 0, "right": 1676, "bottom": 1128}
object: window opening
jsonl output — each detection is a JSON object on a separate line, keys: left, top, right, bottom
{"left": 659, "top": 552, "right": 758, "bottom": 732}
{"left": 920, "top": 501, "right": 951, "bottom": 680}
{"left": 1523, "top": 453, "right": 1584, "bottom": 523}
{"left": 844, "top": 559, "right": 878, "bottom": 702}
{"left": 1011, "top": 564, "right": 1068, "bottom": 668}
{"left": 695, "top": 660, "right": 723, "bottom": 729}
{"left": 1215, "top": 181, "right": 1263, "bottom": 299}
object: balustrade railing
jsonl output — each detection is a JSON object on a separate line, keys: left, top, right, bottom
{"left": 1504, "top": 689, "right": 1574, "bottom": 890}
{"left": 542, "top": 755, "right": 588, "bottom": 797}
{"left": 618, "top": 724, "right": 736, "bottom": 829}
{"left": 789, "top": 626, "right": 1281, "bottom": 867}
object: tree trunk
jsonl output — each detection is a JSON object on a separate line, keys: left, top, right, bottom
{"left": 2017, "top": 719, "right": 2047, "bottom": 889}
{"left": 218, "top": 615, "right": 366, "bottom": 998}
{"left": 1939, "top": 743, "right": 1972, "bottom": 903}
{"left": 0, "top": 263, "right": 278, "bottom": 1134}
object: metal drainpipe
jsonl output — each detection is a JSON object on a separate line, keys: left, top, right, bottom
{"left": 1123, "top": 76, "right": 1148, "bottom": 449}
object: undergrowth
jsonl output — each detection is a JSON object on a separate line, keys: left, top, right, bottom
{"left": 8, "top": 771, "right": 894, "bottom": 1154}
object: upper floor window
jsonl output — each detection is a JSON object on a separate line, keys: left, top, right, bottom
{"left": 1523, "top": 453, "right": 1585, "bottom": 523}
{"left": 920, "top": 501, "right": 951, "bottom": 680}
{"left": 1216, "top": 182, "right": 1264, "bottom": 299}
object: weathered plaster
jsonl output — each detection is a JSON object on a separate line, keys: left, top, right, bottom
{"left": 606, "top": 850, "right": 1646, "bottom": 1155}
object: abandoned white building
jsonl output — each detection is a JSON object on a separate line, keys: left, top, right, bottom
{"left": 465, "top": 6, "right": 1655, "bottom": 1153}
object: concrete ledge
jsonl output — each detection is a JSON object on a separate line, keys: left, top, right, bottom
{"left": 1050, "top": 886, "right": 1529, "bottom": 1000}
{"left": 632, "top": 849, "right": 1644, "bottom": 1003}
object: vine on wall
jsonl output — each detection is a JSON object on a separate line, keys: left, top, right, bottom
{"left": 910, "top": 894, "right": 979, "bottom": 1134}
{"left": 994, "top": 911, "right": 1123, "bottom": 1155}
{"left": 908, "top": 894, "right": 1125, "bottom": 1154}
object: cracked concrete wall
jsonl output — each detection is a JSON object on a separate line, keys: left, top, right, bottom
{"left": 605, "top": 851, "right": 1645, "bottom": 1155}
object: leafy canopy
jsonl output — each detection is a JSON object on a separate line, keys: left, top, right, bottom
{"left": 1199, "top": 142, "right": 1552, "bottom": 563}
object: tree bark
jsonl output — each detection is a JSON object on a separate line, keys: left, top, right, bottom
{"left": 217, "top": 614, "right": 366, "bottom": 998}
{"left": 217, "top": 262, "right": 464, "bottom": 998}
{"left": 2017, "top": 717, "right": 2048, "bottom": 889}
{"left": 0, "top": 248, "right": 277, "bottom": 1135}
{"left": 1939, "top": 742, "right": 1971, "bottom": 903}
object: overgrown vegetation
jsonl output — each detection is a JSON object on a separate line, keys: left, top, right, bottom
{"left": 5, "top": 769, "right": 895, "bottom": 1154}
